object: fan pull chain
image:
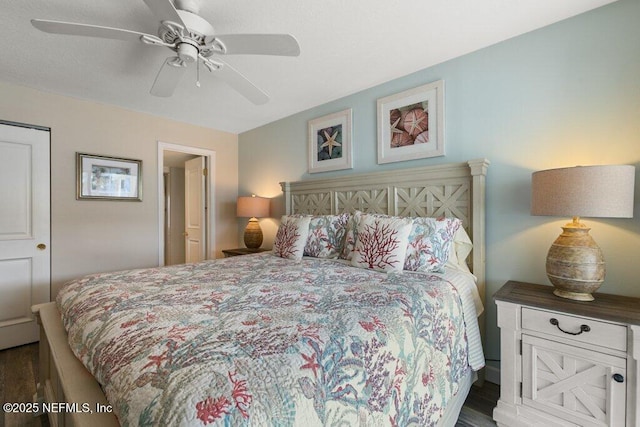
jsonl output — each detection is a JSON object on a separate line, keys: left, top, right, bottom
{"left": 196, "top": 59, "right": 201, "bottom": 88}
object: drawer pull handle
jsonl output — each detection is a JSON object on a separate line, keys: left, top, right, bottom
{"left": 549, "top": 318, "right": 590, "bottom": 335}
{"left": 613, "top": 374, "right": 624, "bottom": 383}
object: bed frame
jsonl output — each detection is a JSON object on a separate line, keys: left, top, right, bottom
{"left": 281, "top": 158, "right": 489, "bottom": 308}
{"left": 32, "top": 158, "right": 489, "bottom": 427}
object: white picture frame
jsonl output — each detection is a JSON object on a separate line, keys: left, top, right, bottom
{"left": 308, "top": 108, "right": 353, "bottom": 173}
{"left": 377, "top": 80, "right": 444, "bottom": 164}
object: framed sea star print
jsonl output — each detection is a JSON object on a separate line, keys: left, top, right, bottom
{"left": 377, "top": 80, "right": 444, "bottom": 164}
{"left": 308, "top": 108, "right": 353, "bottom": 173}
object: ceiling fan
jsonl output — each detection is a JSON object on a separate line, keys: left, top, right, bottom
{"left": 31, "top": 0, "right": 300, "bottom": 104}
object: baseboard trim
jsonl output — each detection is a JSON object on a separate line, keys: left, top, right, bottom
{"left": 485, "top": 364, "right": 500, "bottom": 385}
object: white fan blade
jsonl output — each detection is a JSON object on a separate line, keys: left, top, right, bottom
{"left": 213, "top": 34, "right": 300, "bottom": 56}
{"left": 150, "top": 58, "right": 186, "bottom": 97}
{"left": 143, "top": 0, "right": 186, "bottom": 28}
{"left": 31, "top": 19, "right": 163, "bottom": 44}
{"left": 214, "top": 59, "right": 269, "bottom": 105}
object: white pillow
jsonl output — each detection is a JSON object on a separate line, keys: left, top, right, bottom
{"left": 351, "top": 214, "right": 413, "bottom": 272}
{"left": 273, "top": 215, "right": 311, "bottom": 260}
{"left": 445, "top": 226, "right": 473, "bottom": 274}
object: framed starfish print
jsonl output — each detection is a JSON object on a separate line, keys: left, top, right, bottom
{"left": 377, "top": 80, "right": 444, "bottom": 164}
{"left": 308, "top": 108, "right": 353, "bottom": 173}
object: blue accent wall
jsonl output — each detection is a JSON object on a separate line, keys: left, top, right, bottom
{"left": 239, "top": 0, "right": 640, "bottom": 367}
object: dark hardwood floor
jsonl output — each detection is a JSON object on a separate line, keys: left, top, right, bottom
{"left": 1, "top": 343, "right": 498, "bottom": 426}
{"left": 458, "top": 381, "right": 499, "bottom": 426}
{"left": 0, "top": 343, "right": 47, "bottom": 427}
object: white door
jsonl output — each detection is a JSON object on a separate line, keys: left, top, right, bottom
{"left": 0, "top": 123, "right": 50, "bottom": 350}
{"left": 184, "top": 156, "right": 206, "bottom": 263}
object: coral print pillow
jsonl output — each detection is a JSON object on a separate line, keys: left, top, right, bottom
{"left": 274, "top": 215, "right": 311, "bottom": 260}
{"left": 404, "top": 217, "right": 462, "bottom": 272}
{"left": 339, "top": 210, "right": 364, "bottom": 260}
{"left": 304, "top": 213, "right": 350, "bottom": 258}
{"left": 351, "top": 214, "right": 413, "bottom": 272}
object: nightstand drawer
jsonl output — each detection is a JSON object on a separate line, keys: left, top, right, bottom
{"left": 522, "top": 307, "right": 627, "bottom": 352}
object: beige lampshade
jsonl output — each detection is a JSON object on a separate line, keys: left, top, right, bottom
{"left": 531, "top": 165, "right": 635, "bottom": 218}
{"left": 237, "top": 196, "right": 270, "bottom": 218}
{"left": 531, "top": 164, "right": 635, "bottom": 301}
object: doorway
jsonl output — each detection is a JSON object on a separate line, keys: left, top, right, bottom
{"left": 157, "top": 142, "right": 216, "bottom": 266}
{"left": 163, "top": 151, "right": 198, "bottom": 265}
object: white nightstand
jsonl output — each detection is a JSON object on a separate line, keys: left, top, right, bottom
{"left": 493, "top": 281, "right": 640, "bottom": 427}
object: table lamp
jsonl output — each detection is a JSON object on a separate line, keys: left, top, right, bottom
{"left": 237, "top": 195, "right": 270, "bottom": 249}
{"left": 531, "top": 165, "right": 635, "bottom": 301}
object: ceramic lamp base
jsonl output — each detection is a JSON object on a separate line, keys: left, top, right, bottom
{"left": 552, "top": 288, "right": 595, "bottom": 302}
{"left": 244, "top": 218, "right": 263, "bottom": 249}
{"left": 546, "top": 220, "right": 604, "bottom": 302}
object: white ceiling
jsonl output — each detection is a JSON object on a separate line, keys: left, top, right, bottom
{"left": 3, "top": 0, "right": 618, "bottom": 134}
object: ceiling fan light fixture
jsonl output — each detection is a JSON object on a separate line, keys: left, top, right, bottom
{"left": 176, "top": 42, "right": 198, "bottom": 63}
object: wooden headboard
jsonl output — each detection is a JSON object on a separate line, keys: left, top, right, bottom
{"left": 280, "top": 158, "right": 490, "bottom": 308}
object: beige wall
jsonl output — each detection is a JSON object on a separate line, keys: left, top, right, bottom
{"left": 0, "top": 81, "right": 239, "bottom": 296}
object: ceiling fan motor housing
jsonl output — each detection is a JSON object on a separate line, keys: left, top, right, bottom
{"left": 157, "top": 9, "right": 215, "bottom": 64}
{"left": 158, "top": 9, "right": 215, "bottom": 63}
{"left": 176, "top": 41, "right": 199, "bottom": 63}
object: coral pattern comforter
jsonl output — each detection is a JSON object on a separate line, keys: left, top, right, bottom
{"left": 57, "top": 253, "right": 476, "bottom": 426}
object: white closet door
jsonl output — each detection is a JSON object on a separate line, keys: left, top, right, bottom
{"left": 0, "top": 123, "right": 50, "bottom": 350}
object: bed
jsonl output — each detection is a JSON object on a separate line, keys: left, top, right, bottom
{"left": 32, "top": 158, "right": 489, "bottom": 427}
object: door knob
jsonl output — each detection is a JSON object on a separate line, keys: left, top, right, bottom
{"left": 37, "top": 243, "right": 47, "bottom": 250}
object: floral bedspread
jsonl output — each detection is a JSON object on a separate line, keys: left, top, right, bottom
{"left": 57, "top": 253, "right": 476, "bottom": 426}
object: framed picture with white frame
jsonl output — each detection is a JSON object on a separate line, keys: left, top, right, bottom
{"left": 377, "top": 80, "right": 444, "bottom": 164}
{"left": 308, "top": 108, "right": 353, "bottom": 173}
